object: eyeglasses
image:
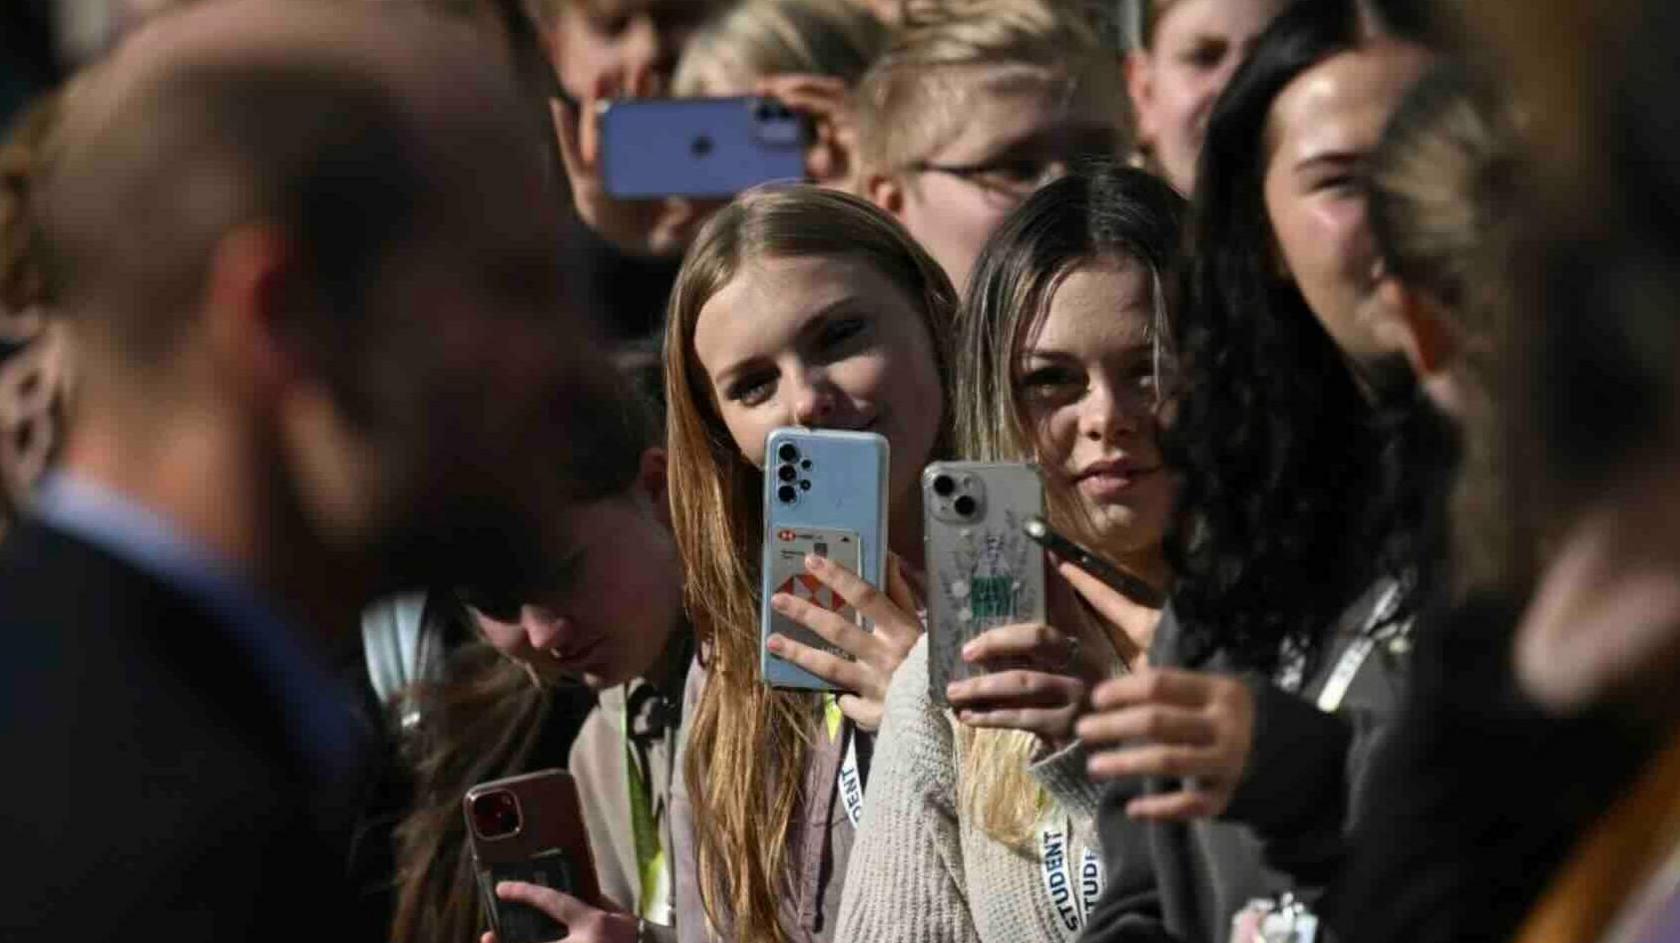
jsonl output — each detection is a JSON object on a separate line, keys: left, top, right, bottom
{"left": 906, "top": 157, "right": 1070, "bottom": 205}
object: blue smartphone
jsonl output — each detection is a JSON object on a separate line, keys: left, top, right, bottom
{"left": 598, "top": 96, "right": 809, "bottom": 199}
{"left": 760, "top": 428, "right": 888, "bottom": 690}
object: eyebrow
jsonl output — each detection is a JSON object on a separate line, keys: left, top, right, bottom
{"left": 1293, "top": 150, "right": 1364, "bottom": 174}
{"left": 709, "top": 296, "right": 865, "bottom": 390}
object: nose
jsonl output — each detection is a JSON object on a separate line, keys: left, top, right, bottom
{"left": 787, "top": 368, "right": 839, "bottom": 427}
{"left": 521, "top": 605, "right": 570, "bottom": 654}
{"left": 1079, "top": 381, "right": 1140, "bottom": 442}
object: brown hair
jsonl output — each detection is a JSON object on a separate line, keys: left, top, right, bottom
{"left": 854, "top": 0, "right": 1123, "bottom": 178}
{"left": 390, "top": 375, "right": 660, "bottom": 943}
{"left": 663, "top": 185, "right": 955, "bottom": 942}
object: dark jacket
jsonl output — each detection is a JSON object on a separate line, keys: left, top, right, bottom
{"left": 0, "top": 520, "right": 369, "bottom": 940}
{"left": 1323, "top": 594, "right": 1655, "bottom": 943}
{"left": 1082, "top": 585, "right": 1408, "bottom": 943}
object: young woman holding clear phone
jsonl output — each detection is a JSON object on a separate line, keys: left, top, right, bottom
{"left": 661, "top": 185, "right": 957, "bottom": 943}
{"left": 836, "top": 163, "right": 1186, "bottom": 943}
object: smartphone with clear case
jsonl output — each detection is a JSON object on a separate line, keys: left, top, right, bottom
{"left": 760, "top": 428, "right": 888, "bottom": 690}
{"left": 922, "top": 462, "right": 1047, "bottom": 706}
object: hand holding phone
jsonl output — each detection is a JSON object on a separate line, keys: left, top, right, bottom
{"left": 464, "top": 770, "right": 602, "bottom": 943}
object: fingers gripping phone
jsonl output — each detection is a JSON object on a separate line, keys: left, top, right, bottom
{"left": 923, "top": 463, "right": 1047, "bottom": 706}
{"left": 599, "top": 96, "right": 809, "bottom": 199}
{"left": 760, "top": 428, "right": 888, "bottom": 690}
{"left": 1022, "top": 516, "right": 1166, "bottom": 610}
{"left": 464, "top": 770, "right": 602, "bottom": 943}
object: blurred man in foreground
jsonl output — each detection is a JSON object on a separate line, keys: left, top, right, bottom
{"left": 0, "top": 1, "right": 601, "bottom": 937}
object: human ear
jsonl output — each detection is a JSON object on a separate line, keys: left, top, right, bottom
{"left": 1125, "top": 50, "right": 1158, "bottom": 145}
{"left": 201, "top": 225, "right": 301, "bottom": 409}
{"left": 867, "top": 173, "right": 907, "bottom": 222}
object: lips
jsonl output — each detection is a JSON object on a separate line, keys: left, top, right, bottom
{"left": 1075, "top": 458, "right": 1161, "bottom": 498}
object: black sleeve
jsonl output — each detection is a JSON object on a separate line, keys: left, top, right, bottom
{"left": 1078, "top": 781, "right": 1177, "bottom": 943}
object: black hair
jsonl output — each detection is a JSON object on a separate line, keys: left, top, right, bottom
{"left": 1164, "top": 0, "right": 1447, "bottom": 673}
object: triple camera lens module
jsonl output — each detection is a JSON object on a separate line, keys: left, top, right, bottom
{"left": 469, "top": 789, "right": 521, "bottom": 840}
{"left": 776, "top": 441, "right": 812, "bottom": 504}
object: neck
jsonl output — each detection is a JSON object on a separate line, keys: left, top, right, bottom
{"left": 644, "top": 621, "right": 692, "bottom": 696}
{"left": 889, "top": 484, "right": 924, "bottom": 563}
{"left": 58, "top": 394, "right": 366, "bottom": 643}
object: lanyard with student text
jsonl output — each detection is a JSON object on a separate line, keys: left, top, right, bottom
{"left": 824, "top": 693, "right": 865, "bottom": 829}
{"left": 622, "top": 713, "right": 672, "bottom": 924}
{"left": 1038, "top": 811, "right": 1104, "bottom": 941}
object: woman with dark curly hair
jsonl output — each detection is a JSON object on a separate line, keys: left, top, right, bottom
{"left": 1076, "top": 1, "right": 1441, "bottom": 939}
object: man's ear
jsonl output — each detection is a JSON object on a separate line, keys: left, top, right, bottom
{"left": 866, "top": 173, "right": 906, "bottom": 221}
{"left": 1124, "top": 50, "right": 1158, "bottom": 145}
{"left": 638, "top": 446, "right": 672, "bottom": 528}
{"left": 202, "top": 225, "right": 299, "bottom": 408}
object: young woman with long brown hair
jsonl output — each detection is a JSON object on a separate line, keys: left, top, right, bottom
{"left": 662, "top": 184, "right": 956, "bottom": 942}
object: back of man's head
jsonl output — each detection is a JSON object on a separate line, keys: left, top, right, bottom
{"left": 42, "top": 0, "right": 558, "bottom": 389}
{"left": 37, "top": 0, "right": 594, "bottom": 598}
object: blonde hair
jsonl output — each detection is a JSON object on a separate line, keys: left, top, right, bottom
{"left": 664, "top": 185, "right": 956, "bottom": 943}
{"left": 672, "top": 0, "right": 888, "bottom": 96}
{"left": 954, "top": 163, "right": 1185, "bottom": 847}
{"left": 855, "top": 0, "right": 1124, "bottom": 177}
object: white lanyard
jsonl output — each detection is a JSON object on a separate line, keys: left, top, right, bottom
{"left": 825, "top": 694, "right": 865, "bottom": 828}
{"left": 1038, "top": 812, "right": 1104, "bottom": 940}
{"left": 1316, "top": 582, "right": 1405, "bottom": 713}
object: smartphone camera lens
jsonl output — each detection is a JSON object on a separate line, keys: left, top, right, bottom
{"left": 777, "top": 484, "right": 799, "bottom": 504}
{"left": 754, "top": 100, "right": 772, "bottom": 121}
{"left": 953, "top": 495, "right": 977, "bottom": 518}
{"left": 932, "top": 474, "right": 956, "bottom": 497}
{"left": 799, "top": 479, "right": 812, "bottom": 491}
{"left": 777, "top": 442, "right": 800, "bottom": 464}
{"left": 469, "top": 790, "right": 521, "bottom": 840}
{"left": 778, "top": 464, "right": 798, "bottom": 482}
{"left": 691, "top": 134, "right": 714, "bottom": 158}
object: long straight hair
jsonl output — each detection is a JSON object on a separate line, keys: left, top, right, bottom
{"left": 663, "top": 185, "right": 955, "bottom": 943}
{"left": 954, "top": 163, "right": 1185, "bottom": 848}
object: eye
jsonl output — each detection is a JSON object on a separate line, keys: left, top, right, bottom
{"left": 1019, "top": 364, "right": 1085, "bottom": 398}
{"left": 1180, "top": 39, "right": 1227, "bottom": 70}
{"left": 726, "top": 370, "right": 778, "bottom": 407}
{"left": 816, "top": 316, "right": 869, "bottom": 355}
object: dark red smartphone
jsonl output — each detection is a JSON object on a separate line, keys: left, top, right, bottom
{"left": 464, "top": 769, "right": 602, "bottom": 943}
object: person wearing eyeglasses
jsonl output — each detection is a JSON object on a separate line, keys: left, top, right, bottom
{"left": 853, "top": 0, "right": 1130, "bottom": 294}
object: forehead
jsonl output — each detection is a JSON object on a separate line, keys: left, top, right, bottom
{"left": 691, "top": 253, "right": 914, "bottom": 368}
{"left": 1266, "top": 42, "right": 1433, "bottom": 162}
{"left": 1154, "top": 0, "right": 1288, "bottom": 45}
{"left": 1025, "top": 258, "right": 1156, "bottom": 352}
{"left": 922, "top": 64, "right": 1121, "bottom": 161}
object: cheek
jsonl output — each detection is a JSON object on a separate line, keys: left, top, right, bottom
{"left": 475, "top": 616, "right": 527, "bottom": 657}
{"left": 719, "top": 407, "right": 769, "bottom": 469}
{"left": 1028, "top": 402, "right": 1081, "bottom": 472}
{"left": 828, "top": 349, "right": 894, "bottom": 404}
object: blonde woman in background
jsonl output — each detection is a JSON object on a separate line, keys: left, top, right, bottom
{"left": 662, "top": 186, "right": 956, "bottom": 943}
{"left": 836, "top": 163, "right": 1184, "bottom": 943}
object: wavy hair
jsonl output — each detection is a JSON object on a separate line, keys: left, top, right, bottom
{"left": 954, "top": 162, "right": 1185, "bottom": 848}
{"left": 1163, "top": 0, "right": 1444, "bottom": 674}
{"left": 663, "top": 185, "right": 955, "bottom": 943}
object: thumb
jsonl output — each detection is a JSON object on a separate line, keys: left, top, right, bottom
{"left": 495, "top": 881, "right": 593, "bottom": 925}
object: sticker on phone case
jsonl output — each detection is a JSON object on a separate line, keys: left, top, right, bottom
{"left": 939, "top": 512, "right": 1037, "bottom": 632}
{"left": 767, "top": 526, "right": 861, "bottom": 660}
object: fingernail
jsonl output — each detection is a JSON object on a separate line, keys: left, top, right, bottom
{"left": 805, "top": 553, "right": 827, "bottom": 570}
{"left": 767, "top": 634, "right": 786, "bottom": 654}
{"left": 945, "top": 682, "right": 960, "bottom": 699}
{"left": 770, "top": 594, "right": 791, "bottom": 613}
{"left": 961, "top": 641, "right": 978, "bottom": 660}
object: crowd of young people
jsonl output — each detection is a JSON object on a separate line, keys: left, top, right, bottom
{"left": 3, "top": 0, "right": 1680, "bottom": 942}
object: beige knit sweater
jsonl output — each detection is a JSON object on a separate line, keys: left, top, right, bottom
{"left": 836, "top": 636, "right": 1107, "bottom": 943}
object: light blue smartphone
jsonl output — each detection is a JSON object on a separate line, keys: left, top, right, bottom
{"left": 598, "top": 96, "right": 809, "bottom": 200}
{"left": 760, "top": 428, "right": 889, "bottom": 690}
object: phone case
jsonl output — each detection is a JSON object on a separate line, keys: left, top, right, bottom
{"left": 464, "top": 769, "right": 602, "bottom": 943}
{"left": 760, "top": 427, "right": 889, "bottom": 690}
{"left": 598, "top": 96, "right": 809, "bottom": 199}
{"left": 922, "top": 462, "right": 1047, "bottom": 706}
